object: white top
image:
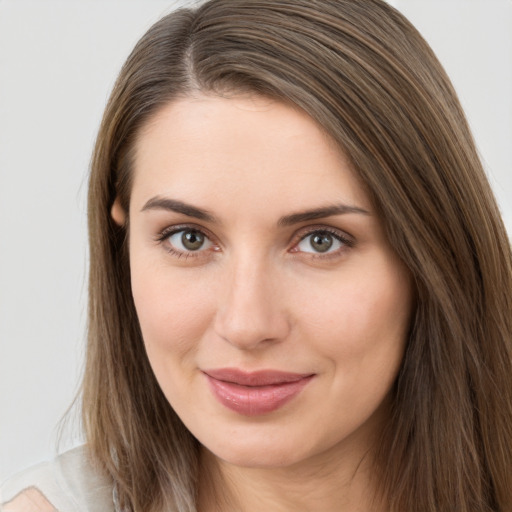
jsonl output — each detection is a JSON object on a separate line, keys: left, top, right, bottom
{"left": 0, "top": 446, "right": 114, "bottom": 512}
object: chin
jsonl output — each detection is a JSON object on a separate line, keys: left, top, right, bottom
{"left": 198, "top": 426, "right": 320, "bottom": 470}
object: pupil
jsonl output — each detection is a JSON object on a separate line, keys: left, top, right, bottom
{"left": 311, "top": 233, "right": 333, "bottom": 253}
{"left": 182, "top": 231, "right": 204, "bottom": 251}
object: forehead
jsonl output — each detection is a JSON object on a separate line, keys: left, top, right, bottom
{"left": 130, "top": 94, "right": 371, "bottom": 217}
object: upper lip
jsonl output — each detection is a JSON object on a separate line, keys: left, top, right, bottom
{"left": 202, "top": 368, "right": 314, "bottom": 386}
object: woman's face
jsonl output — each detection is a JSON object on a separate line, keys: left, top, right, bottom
{"left": 124, "top": 94, "right": 413, "bottom": 469}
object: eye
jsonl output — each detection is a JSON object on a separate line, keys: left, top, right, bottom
{"left": 166, "top": 228, "right": 213, "bottom": 253}
{"left": 295, "top": 229, "right": 350, "bottom": 255}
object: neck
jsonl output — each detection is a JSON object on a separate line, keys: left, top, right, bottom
{"left": 197, "top": 441, "right": 385, "bottom": 512}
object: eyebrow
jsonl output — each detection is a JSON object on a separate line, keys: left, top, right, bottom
{"left": 141, "top": 196, "right": 370, "bottom": 225}
{"left": 141, "top": 197, "right": 216, "bottom": 222}
{"left": 277, "top": 204, "right": 370, "bottom": 226}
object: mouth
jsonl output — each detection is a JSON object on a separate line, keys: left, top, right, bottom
{"left": 202, "top": 368, "right": 315, "bottom": 416}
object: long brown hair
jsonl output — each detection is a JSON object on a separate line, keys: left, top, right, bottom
{"left": 83, "top": 1, "right": 512, "bottom": 510}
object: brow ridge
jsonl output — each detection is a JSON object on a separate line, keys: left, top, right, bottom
{"left": 141, "top": 197, "right": 369, "bottom": 226}
{"left": 278, "top": 204, "right": 370, "bottom": 226}
{"left": 141, "top": 196, "right": 216, "bottom": 222}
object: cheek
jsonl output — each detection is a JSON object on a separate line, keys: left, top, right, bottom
{"left": 130, "top": 257, "right": 215, "bottom": 368}
{"left": 297, "top": 258, "right": 412, "bottom": 375}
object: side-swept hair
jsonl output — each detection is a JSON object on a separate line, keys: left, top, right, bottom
{"left": 84, "top": 1, "right": 512, "bottom": 510}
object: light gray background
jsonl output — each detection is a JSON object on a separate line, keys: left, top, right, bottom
{"left": 1, "top": 0, "right": 511, "bottom": 482}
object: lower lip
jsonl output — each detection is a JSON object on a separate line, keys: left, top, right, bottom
{"left": 205, "top": 374, "right": 314, "bottom": 416}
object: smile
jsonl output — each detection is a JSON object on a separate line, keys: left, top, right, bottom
{"left": 202, "top": 368, "right": 315, "bottom": 416}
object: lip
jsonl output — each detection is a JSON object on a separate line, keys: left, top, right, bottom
{"left": 203, "top": 368, "right": 315, "bottom": 416}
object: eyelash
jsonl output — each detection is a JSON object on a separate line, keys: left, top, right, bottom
{"left": 155, "top": 224, "right": 354, "bottom": 261}
{"left": 292, "top": 227, "right": 354, "bottom": 260}
{"left": 155, "top": 224, "right": 217, "bottom": 260}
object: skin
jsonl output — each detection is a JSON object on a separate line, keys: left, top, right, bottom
{"left": 3, "top": 488, "right": 56, "bottom": 512}
{"left": 113, "top": 93, "right": 413, "bottom": 511}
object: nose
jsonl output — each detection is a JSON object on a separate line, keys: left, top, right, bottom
{"left": 213, "top": 256, "right": 291, "bottom": 350}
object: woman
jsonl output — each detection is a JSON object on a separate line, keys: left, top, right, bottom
{"left": 2, "top": 0, "right": 511, "bottom": 511}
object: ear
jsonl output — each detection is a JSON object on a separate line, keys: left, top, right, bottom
{"left": 111, "top": 197, "right": 127, "bottom": 226}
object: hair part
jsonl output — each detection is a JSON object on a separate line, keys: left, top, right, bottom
{"left": 84, "top": 1, "right": 512, "bottom": 510}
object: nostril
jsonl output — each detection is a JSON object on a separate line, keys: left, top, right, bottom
{"left": 213, "top": 301, "right": 290, "bottom": 350}
{"left": 213, "top": 262, "right": 291, "bottom": 348}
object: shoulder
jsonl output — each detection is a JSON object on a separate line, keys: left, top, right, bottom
{"left": 2, "top": 487, "right": 56, "bottom": 512}
{"left": 1, "top": 446, "right": 114, "bottom": 512}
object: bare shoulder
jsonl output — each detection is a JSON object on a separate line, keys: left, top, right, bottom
{"left": 3, "top": 487, "right": 57, "bottom": 512}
